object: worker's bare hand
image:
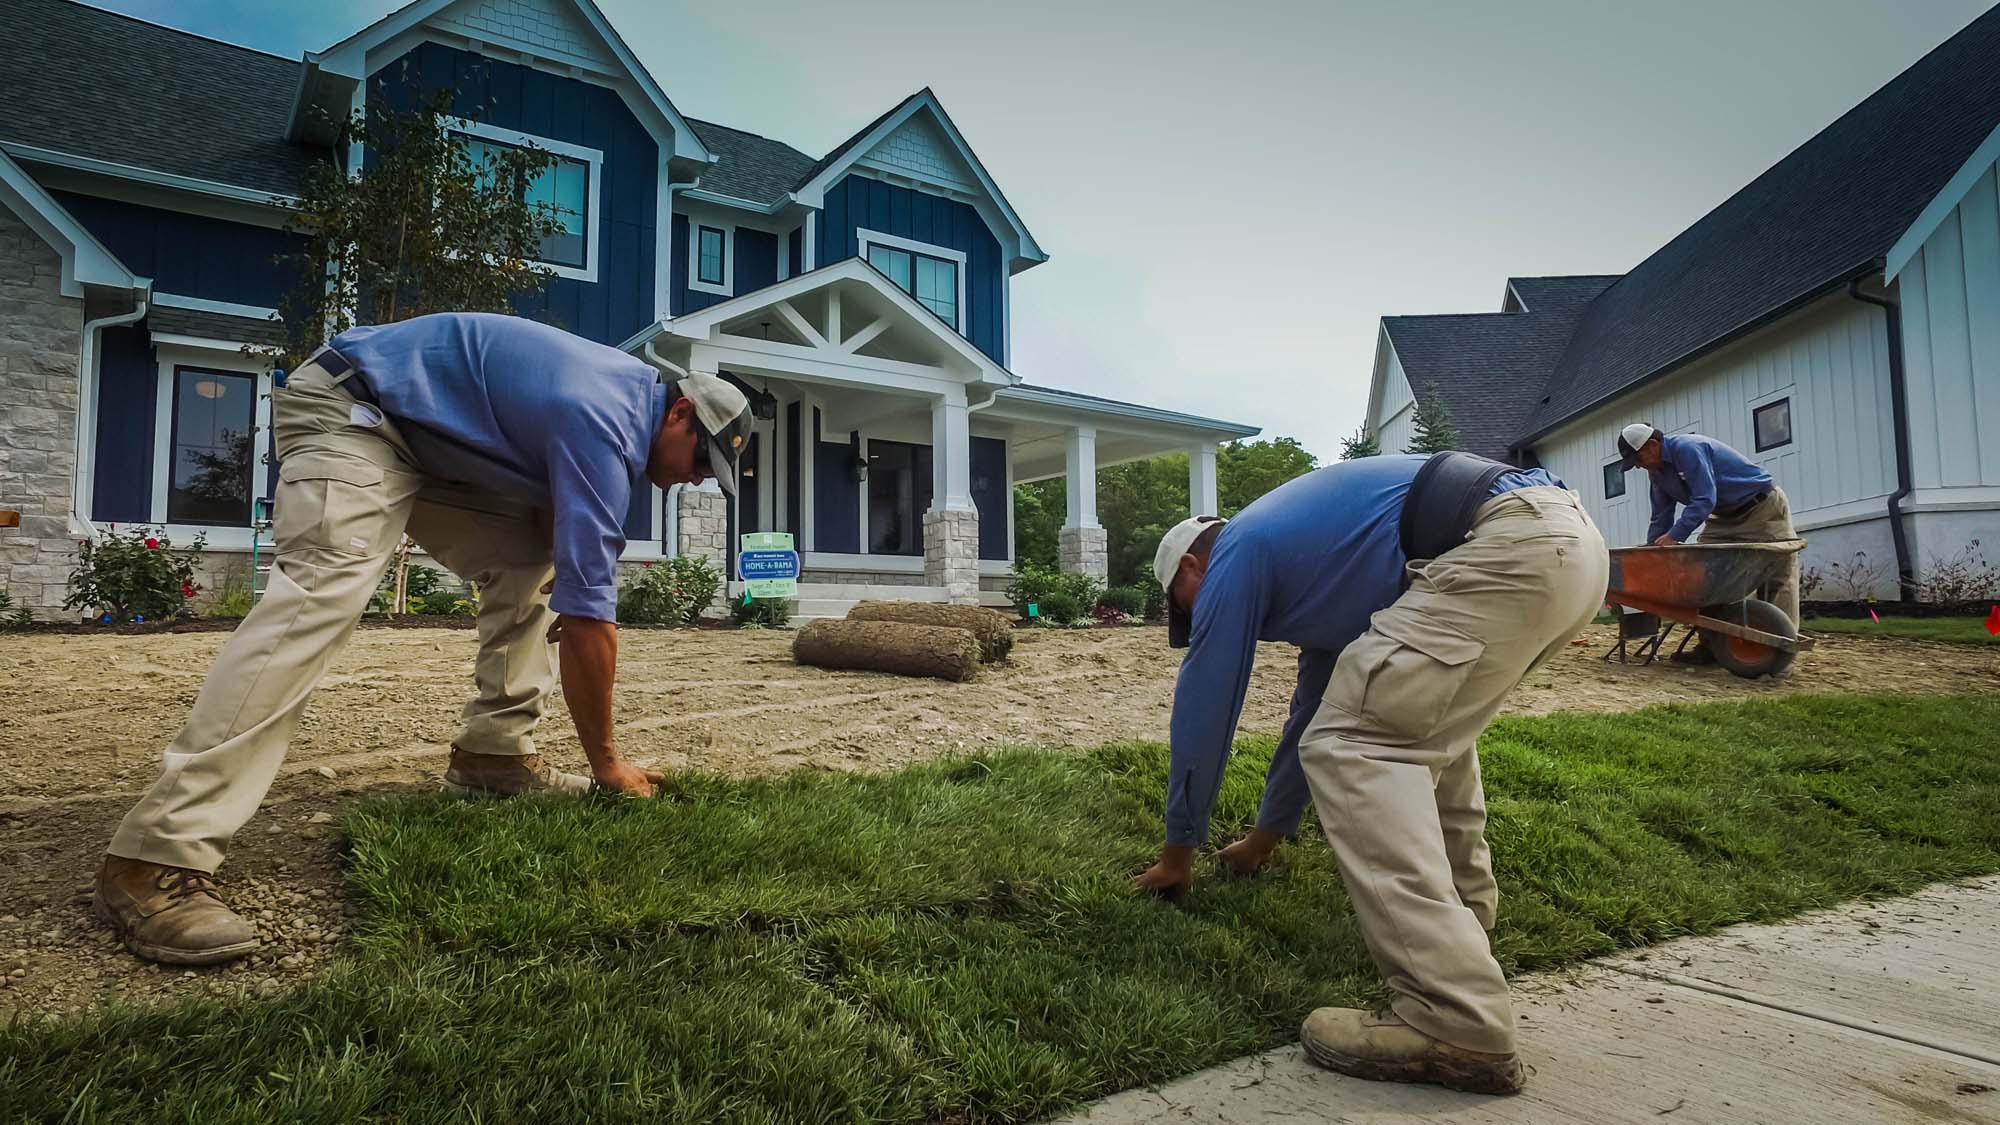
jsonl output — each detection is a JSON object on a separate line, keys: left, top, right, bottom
{"left": 1651, "top": 534, "right": 1679, "bottom": 547}
{"left": 1218, "top": 829, "right": 1283, "bottom": 877}
{"left": 1131, "top": 845, "right": 1195, "bottom": 902}
{"left": 592, "top": 757, "right": 663, "bottom": 796}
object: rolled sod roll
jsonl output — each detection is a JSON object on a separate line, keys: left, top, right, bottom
{"left": 793, "top": 619, "right": 980, "bottom": 682}
{"left": 844, "top": 601, "right": 1015, "bottom": 663}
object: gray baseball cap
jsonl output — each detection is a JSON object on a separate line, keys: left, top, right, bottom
{"left": 676, "top": 371, "right": 753, "bottom": 498}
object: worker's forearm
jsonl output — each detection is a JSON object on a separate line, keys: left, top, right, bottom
{"left": 558, "top": 616, "right": 619, "bottom": 770}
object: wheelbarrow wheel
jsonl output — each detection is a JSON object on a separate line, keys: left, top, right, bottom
{"left": 1700, "top": 599, "right": 1797, "bottom": 679}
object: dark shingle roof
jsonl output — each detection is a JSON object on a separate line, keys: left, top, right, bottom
{"left": 1524, "top": 4, "right": 2000, "bottom": 440}
{"left": 792, "top": 91, "right": 925, "bottom": 191}
{"left": 1384, "top": 275, "right": 1617, "bottom": 461}
{"left": 0, "top": 0, "right": 324, "bottom": 197}
{"left": 1506, "top": 275, "right": 1622, "bottom": 314}
{"left": 685, "top": 118, "right": 817, "bottom": 207}
{"left": 149, "top": 306, "right": 287, "bottom": 348}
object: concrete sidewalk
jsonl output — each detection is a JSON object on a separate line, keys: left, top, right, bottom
{"left": 1059, "top": 878, "right": 2000, "bottom": 1124}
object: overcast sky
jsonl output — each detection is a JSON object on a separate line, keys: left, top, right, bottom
{"left": 95, "top": 0, "right": 1994, "bottom": 459}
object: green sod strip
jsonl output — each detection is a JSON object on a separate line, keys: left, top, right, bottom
{"left": 1806, "top": 615, "right": 2000, "bottom": 644}
{"left": 5, "top": 693, "right": 1999, "bottom": 1123}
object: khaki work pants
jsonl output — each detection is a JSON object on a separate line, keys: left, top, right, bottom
{"left": 1298, "top": 486, "right": 1608, "bottom": 1056}
{"left": 1696, "top": 486, "right": 1800, "bottom": 628}
{"left": 108, "top": 358, "right": 559, "bottom": 873}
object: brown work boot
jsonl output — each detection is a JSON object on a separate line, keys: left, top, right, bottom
{"left": 1301, "top": 1007, "right": 1525, "bottom": 1095}
{"left": 442, "top": 749, "right": 593, "bottom": 796}
{"left": 92, "top": 855, "right": 260, "bottom": 966}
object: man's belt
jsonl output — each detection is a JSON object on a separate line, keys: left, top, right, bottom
{"left": 305, "top": 347, "right": 376, "bottom": 405}
{"left": 1714, "top": 490, "right": 1770, "bottom": 520}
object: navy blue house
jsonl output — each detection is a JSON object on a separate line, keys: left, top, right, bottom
{"left": 0, "top": 0, "right": 1254, "bottom": 616}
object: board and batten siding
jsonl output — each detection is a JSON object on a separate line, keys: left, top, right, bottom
{"left": 1531, "top": 294, "right": 1896, "bottom": 553}
{"left": 1897, "top": 159, "right": 2000, "bottom": 496}
{"left": 816, "top": 175, "right": 1005, "bottom": 364}
{"left": 1371, "top": 341, "right": 1417, "bottom": 455}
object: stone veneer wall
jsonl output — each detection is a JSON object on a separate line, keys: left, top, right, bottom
{"left": 921, "top": 507, "right": 979, "bottom": 605}
{"left": 674, "top": 485, "right": 728, "bottom": 615}
{"left": 1057, "top": 525, "right": 1108, "bottom": 581}
{"left": 0, "top": 208, "right": 85, "bottom": 618}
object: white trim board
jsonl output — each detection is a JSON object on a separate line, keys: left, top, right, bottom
{"left": 445, "top": 116, "right": 604, "bottom": 283}
{"left": 147, "top": 345, "right": 275, "bottom": 534}
{"left": 153, "top": 293, "right": 283, "bottom": 320}
{"left": 688, "top": 219, "right": 734, "bottom": 296}
{"left": 1887, "top": 122, "right": 2000, "bottom": 282}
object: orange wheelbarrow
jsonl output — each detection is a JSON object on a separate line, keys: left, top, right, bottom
{"left": 1604, "top": 541, "right": 1812, "bottom": 678}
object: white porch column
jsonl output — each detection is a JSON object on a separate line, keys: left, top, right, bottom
{"left": 1058, "top": 426, "right": 1107, "bottom": 580}
{"left": 1190, "top": 443, "right": 1219, "bottom": 516}
{"left": 924, "top": 389, "right": 980, "bottom": 604}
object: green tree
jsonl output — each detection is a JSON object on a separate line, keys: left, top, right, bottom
{"left": 1217, "top": 437, "right": 1316, "bottom": 516}
{"left": 275, "top": 89, "right": 566, "bottom": 609}
{"left": 1338, "top": 426, "right": 1380, "bottom": 460}
{"left": 1011, "top": 437, "right": 1320, "bottom": 587}
{"left": 276, "top": 90, "right": 565, "bottom": 367}
{"left": 1010, "top": 477, "right": 1063, "bottom": 571}
{"left": 1405, "top": 383, "right": 1462, "bottom": 454}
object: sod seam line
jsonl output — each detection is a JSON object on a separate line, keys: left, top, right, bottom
{"left": 1598, "top": 962, "right": 2000, "bottom": 1068}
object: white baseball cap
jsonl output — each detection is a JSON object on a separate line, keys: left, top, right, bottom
{"left": 674, "top": 371, "right": 753, "bottom": 498}
{"left": 1154, "top": 514, "right": 1226, "bottom": 648}
{"left": 1616, "top": 422, "right": 1660, "bottom": 469}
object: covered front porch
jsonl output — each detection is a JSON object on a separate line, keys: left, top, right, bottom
{"left": 621, "top": 260, "right": 1256, "bottom": 612}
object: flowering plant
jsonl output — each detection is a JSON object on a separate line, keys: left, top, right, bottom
{"left": 64, "top": 526, "right": 206, "bottom": 623}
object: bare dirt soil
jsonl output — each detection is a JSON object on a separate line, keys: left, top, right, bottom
{"left": 3, "top": 622, "right": 1995, "bottom": 1019}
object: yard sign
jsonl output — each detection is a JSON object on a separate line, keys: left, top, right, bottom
{"left": 738, "top": 532, "right": 800, "bottom": 599}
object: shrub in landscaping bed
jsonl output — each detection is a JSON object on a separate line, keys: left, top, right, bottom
{"left": 1006, "top": 564, "right": 1102, "bottom": 626}
{"left": 63, "top": 526, "right": 205, "bottom": 623}
{"left": 618, "top": 556, "right": 723, "bottom": 626}
{"left": 731, "top": 595, "right": 795, "bottom": 628}
{"left": 1096, "top": 585, "right": 1147, "bottom": 618}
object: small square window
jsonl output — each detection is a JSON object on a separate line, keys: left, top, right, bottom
{"left": 1753, "top": 397, "right": 1792, "bottom": 451}
{"left": 1603, "top": 460, "right": 1627, "bottom": 500}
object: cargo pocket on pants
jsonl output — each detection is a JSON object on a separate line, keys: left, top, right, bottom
{"left": 275, "top": 453, "right": 392, "bottom": 558}
{"left": 1334, "top": 613, "right": 1485, "bottom": 744}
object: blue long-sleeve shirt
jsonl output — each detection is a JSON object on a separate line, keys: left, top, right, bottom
{"left": 328, "top": 313, "right": 666, "bottom": 623}
{"left": 1165, "top": 455, "right": 1563, "bottom": 846}
{"left": 1644, "top": 434, "right": 1773, "bottom": 542}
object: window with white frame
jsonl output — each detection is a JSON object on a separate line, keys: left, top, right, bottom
{"left": 166, "top": 367, "right": 257, "bottom": 526}
{"left": 859, "top": 229, "right": 965, "bottom": 331}
{"left": 689, "top": 221, "right": 733, "bottom": 295}
{"left": 1602, "top": 459, "right": 1627, "bottom": 501}
{"left": 1753, "top": 397, "right": 1792, "bottom": 452}
{"left": 449, "top": 119, "right": 602, "bottom": 280}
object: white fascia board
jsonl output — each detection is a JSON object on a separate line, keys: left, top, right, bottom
{"left": 1362, "top": 325, "right": 1395, "bottom": 433}
{"left": 988, "top": 386, "right": 1259, "bottom": 439}
{"left": 153, "top": 293, "right": 284, "bottom": 320}
{"left": 1885, "top": 121, "right": 2000, "bottom": 282}
{"left": 0, "top": 141, "right": 296, "bottom": 208}
{"left": 313, "top": 0, "right": 713, "bottom": 165}
{"left": 0, "top": 149, "right": 142, "bottom": 297}
{"left": 794, "top": 91, "right": 1045, "bottom": 270}
{"left": 680, "top": 187, "right": 800, "bottom": 216}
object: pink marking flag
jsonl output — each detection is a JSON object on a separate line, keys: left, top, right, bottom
{"left": 1986, "top": 604, "right": 2000, "bottom": 636}
{"left": 1869, "top": 609, "right": 1880, "bottom": 623}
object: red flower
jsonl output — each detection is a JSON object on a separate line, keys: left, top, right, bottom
{"left": 144, "top": 537, "right": 161, "bottom": 550}
{"left": 641, "top": 561, "right": 654, "bottom": 568}
{"left": 181, "top": 583, "right": 197, "bottom": 599}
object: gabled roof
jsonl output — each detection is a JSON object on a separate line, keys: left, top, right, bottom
{"left": 1382, "top": 274, "right": 1616, "bottom": 461}
{"left": 793, "top": 89, "right": 1047, "bottom": 271}
{"left": 0, "top": 147, "right": 143, "bottom": 297}
{"left": 0, "top": 0, "right": 321, "bottom": 198}
{"left": 304, "top": 0, "right": 713, "bottom": 164}
{"left": 1523, "top": 2, "right": 2000, "bottom": 441}
{"left": 685, "top": 119, "right": 817, "bottom": 207}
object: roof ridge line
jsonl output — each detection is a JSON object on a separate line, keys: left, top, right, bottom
{"left": 63, "top": 0, "right": 295, "bottom": 63}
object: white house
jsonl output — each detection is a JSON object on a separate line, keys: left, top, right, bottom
{"left": 1362, "top": 5, "right": 2000, "bottom": 601}
{"left": 0, "top": 0, "right": 1255, "bottom": 619}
